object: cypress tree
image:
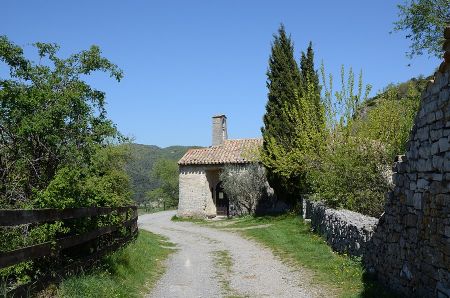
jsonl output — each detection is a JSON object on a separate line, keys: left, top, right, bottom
{"left": 261, "top": 24, "right": 302, "bottom": 204}
{"left": 262, "top": 24, "right": 301, "bottom": 146}
{"left": 262, "top": 29, "right": 326, "bottom": 205}
{"left": 300, "top": 42, "right": 323, "bottom": 128}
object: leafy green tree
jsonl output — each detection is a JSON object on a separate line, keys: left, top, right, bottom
{"left": 320, "top": 64, "right": 372, "bottom": 129}
{"left": 0, "top": 36, "right": 132, "bottom": 289}
{"left": 0, "top": 35, "right": 127, "bottom": 209}
{"left": 147, "top": 159, "right": 179, "bottom": 208}
{"left": 145, "top": 187, "right": 170, "bottom": 209}
{"left": 394, "top": 0, "right": 450, "bottom": 58}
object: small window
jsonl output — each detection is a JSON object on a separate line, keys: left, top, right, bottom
{"left": 219, "top": 192, "right": 224, "bottom": 199}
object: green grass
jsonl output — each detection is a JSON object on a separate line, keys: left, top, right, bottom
{"left": 57, "top": 230, "right": 175, "bottom": 298}
{"left": 203, "top": 214, "right": 398, "bottom": 298}
{"left": 170, "top": 214, "right": 209, "bottom": 223}
{"left": 212, "top": 250, "right": 245, "bottom": 298}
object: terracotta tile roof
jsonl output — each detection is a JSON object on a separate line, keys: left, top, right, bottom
{"left": 178, "top": 138, "right": 262, "bottom": 165}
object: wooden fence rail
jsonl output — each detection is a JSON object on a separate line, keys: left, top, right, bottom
{"left": 0, "top": 206, "right": 134, "bottom": 226}
{"left": 0, "top": 205, "right": 138, "bottom": 295}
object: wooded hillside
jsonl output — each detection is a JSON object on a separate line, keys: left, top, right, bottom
{"left": 124, "top": 144, "right": 199, "bottom": 204}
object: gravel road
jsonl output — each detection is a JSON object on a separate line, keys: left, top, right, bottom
{"left": 139, "top": 211, "right": 329, "bottom": 298}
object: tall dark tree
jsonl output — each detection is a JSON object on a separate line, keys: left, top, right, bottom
{"left": 262, "top": 24, "right": 302, "bottom": 146}
{"left": 300, "top": 42, "right": 323, "bottom": 128}
{"left": 261, "top": 24, "right": 302, "bottom": 204}
{"left": 300, "top": 42, "right": 319, "bottom": 88}
{"left": 261, "top": 27, "right": 326, "bottom": 206}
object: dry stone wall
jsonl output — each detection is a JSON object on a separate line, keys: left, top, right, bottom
{"left": 365, "top": 30, "right": 450, "bottom": 297}
{"left": 302, "top": 199, "right": 378, "bottom": 257}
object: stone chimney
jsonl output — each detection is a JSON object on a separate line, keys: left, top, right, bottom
{"left": 212, "top": 115, "right": 228, "bottom": 146}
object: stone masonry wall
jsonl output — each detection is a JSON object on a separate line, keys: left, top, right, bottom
{"left": 365, "top": 30, "right": 450, "bottom": 297}
{"left": 177, "top": 165, "right": 216, "bottom": 218}
{"left": 302, "top": 199, "right": 378, "bottom": 257}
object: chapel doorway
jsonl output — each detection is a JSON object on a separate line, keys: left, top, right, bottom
{"left": 215, "top": 182, "right": 229, "bottom": 216}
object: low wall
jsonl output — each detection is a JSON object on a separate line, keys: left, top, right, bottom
{"left": 302, "top": 199, "right": 378, "bottom": 257}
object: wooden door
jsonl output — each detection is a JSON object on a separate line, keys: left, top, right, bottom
{"left": 215, "top": 182, "right": 229, "bottom": 216}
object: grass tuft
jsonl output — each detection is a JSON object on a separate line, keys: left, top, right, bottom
{"left": 212, "top": 250, "right": 246, "bottom": 298}
{"left": 170, "top": 215, "right": 207, "bottom": 223}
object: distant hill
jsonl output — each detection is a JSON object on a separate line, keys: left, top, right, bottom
{"left": 124, "top": 143, "right": 200, "bottom": 204}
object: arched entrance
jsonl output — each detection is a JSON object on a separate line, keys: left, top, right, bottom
{"left": 215, "top": 182, "right": 229, "bottom": 216}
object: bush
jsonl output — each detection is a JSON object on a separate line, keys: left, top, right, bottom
{"left": 351, "top": 80, "right": 422, "bottom": 160}
{"left": 220, "top": 164, "right": 270, "bottom": 215}
{"left": 305, "top": 69, "right": 424, "bottom": 217}
{"left": 309, "top": 134, "right": 391, "bottom": 217}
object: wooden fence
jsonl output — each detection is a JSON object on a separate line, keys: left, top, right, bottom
{"left": 0, "top": 205, "right": 138, "bottom": 296}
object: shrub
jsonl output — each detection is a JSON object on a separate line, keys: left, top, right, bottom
{"left": 309, "top": 133, "right": 391, "bottom": 217}
{"left": 220, "top": 164, "right": 270, "bottom": 215}
{"left": 309, "top": 76, "right": 425, "bottom": 216}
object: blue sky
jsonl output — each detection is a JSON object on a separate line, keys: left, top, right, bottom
{"left": 1, "top": 1, "right": 441, "bottom": 147}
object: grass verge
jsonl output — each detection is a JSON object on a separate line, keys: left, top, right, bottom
{"left": 201, "top": 214, "right": 397, "bottom": 298}
{"left": 57, "top": 230, "right": 175, "bottom": 298}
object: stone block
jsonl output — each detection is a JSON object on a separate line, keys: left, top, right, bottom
{"left": 433, "top": 173, "right": 444, "bottom": 182}
{"left": 435, "top": 120, "right": 446, "bottom": 131}
{"left": 432, "top": 129, "right": 444, "bottom": 141}
{"left": 413, "top": 193, "right": 423, "bottom": 210}
{"left": 433, "top": 155, "right": 445, "bottom": 170}
{"left": 427, "top": 112, "right": 437, "bottom": 124}
{"left": 439, "top": 88, "right": 450, "bottom": 104}
{"left": 419, "top": 145, "right": 431, "bottom": 159}
{"left": 393, "top": 173, "right": 403, "bottom": 186}
{"left": 445, "top": 226, "right": 450, "bottom": 238}
{"left": 417, "top": 126, "right": 430, "bottom": 142}
{"left": 439, "top": 137, "right": 450, "bottom": 152}
{"left": 445, "top": 173, "right": 450, "bottom": 181}
{"left": 444, "top": 159, "right": 450, "bottom": 172}
{"left": 432, "top": 141, "right": 440, "bottom": 155}
{"left": 417, "top": 178, "right": 430, "bottom": 190}
{"left": 408, "top": 173, "right": 417, "bottom": 181}
{"left": 425, "top": 100, "right": 438, "bottom": 114}
{"left": 417, "top": 159, "right": 432, "bottom": 172}
{"left": 436, "top": 282, "right": 450, "bottom": 298}
{"left": 436, "top": 110, "right": 444, "bottom": 121}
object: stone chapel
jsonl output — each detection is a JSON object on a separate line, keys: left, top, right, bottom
{"left": 177, "top": 115, "right": 262, "bottom": 218}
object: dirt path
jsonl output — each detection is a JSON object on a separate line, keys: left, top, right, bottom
{"left": 139, "top": 211, "right": 328, "bottom": 298}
